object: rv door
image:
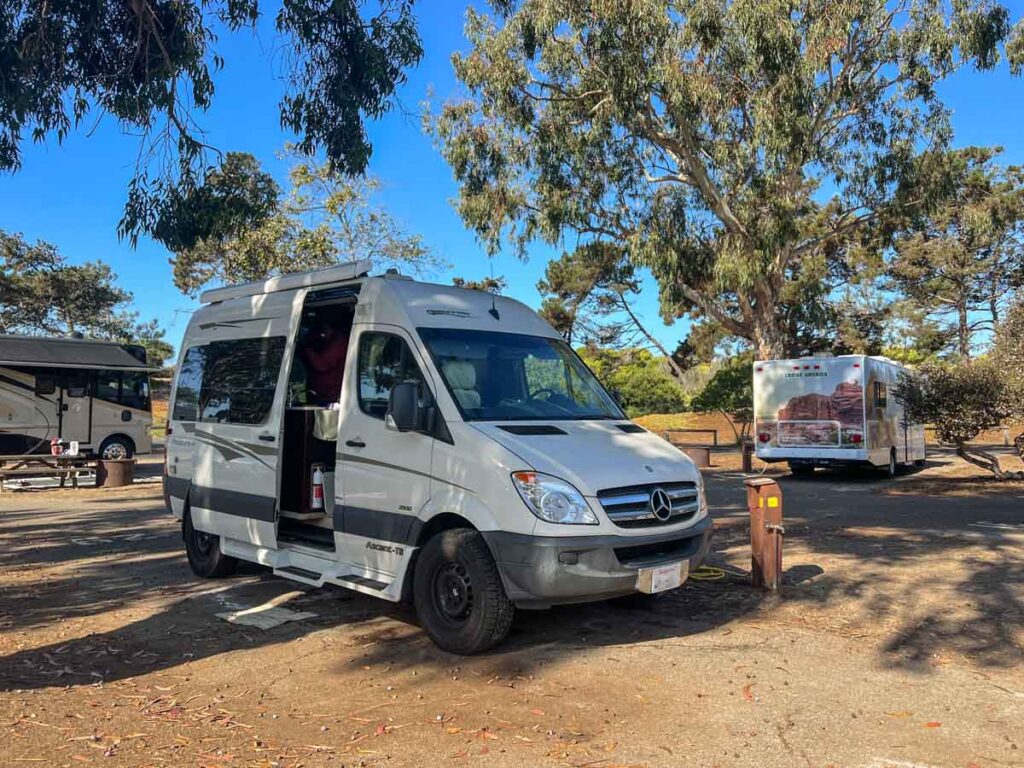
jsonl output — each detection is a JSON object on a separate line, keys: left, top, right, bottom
{"left": 59, "top": 369, "right": 92, "bottom": 446}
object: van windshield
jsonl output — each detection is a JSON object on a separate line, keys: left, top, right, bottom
{"left": 417, "top": 328, "right": 624, "bottom": 421}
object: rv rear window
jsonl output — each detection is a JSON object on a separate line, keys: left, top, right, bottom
{"left": 172, "top": 338, "right": 286, "bottom": 425}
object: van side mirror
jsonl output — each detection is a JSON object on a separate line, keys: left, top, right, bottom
{"left": 387, "top": 381, "right": 424, "bottom": 432}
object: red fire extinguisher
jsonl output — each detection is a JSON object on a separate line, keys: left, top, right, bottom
{"left": 50, "top": 437, "right": 62, "bottom": 456}
{"left": 311, "top": 464, "right": 325, "bottom": 511}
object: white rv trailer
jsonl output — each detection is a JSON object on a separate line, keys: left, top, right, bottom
{"left": 164, "top": 261, "right": 711, "bottom": 653}
{"left": 0, "top": 335, "right": 154, "bottom": 458}
{"left": 752, "top": 354, "right": 926, "bottom": 476}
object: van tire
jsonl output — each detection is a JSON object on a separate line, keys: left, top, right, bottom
{"left": 183, "top": 511, "right": 237, "bottom": 579}
{"left": 413, "top": 528, "right": 514, "bottom": 655}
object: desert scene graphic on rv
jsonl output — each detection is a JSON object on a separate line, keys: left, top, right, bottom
{"left": 753, "top": 357, "right": 865, "bottom": 448}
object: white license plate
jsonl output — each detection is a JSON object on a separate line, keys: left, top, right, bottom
{"left": 636, "top": 561, "right": 689, "bottom": 594}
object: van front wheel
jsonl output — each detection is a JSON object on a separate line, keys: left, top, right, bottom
{"left": 183, "top": 512, "right": 237, "bottom": 578}
{"left": 413, "top": 529, "right": 514, "bottom": 655}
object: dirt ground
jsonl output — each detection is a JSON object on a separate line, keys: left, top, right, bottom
{"left": 1, "top": 450, "right": 1022, "bottom": 768}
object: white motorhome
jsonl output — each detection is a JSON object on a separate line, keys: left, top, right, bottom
{"left": 753, "top": 355, "right": 926, "bottom": 476}
{"left": 0, "top": 335, "right": 154, "bottom": 458}
{"left": 164, "top": 261, "right": 711, "bottom": 653}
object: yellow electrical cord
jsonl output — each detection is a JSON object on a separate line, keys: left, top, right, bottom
{"left": 689, "top": 565, "right": 727, "bottom": 580}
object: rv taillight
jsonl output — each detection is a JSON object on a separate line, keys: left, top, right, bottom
{"left": 755, "top": 367, "right": 763, "bottom": 373}
{"left": 758, "top": 433, "right": 771, "bottom": 443}
{"left": 850, "top": 433, "right": 863, "bottom": 444}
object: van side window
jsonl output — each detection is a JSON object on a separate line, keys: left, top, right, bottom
{"left": 199, "top": 338, "right": 286, "bottom": 424}
{"left": 357, "top": 333, "right": 426, "bottom": 419}
{"left": 172, "top": 347, "right": 206, "bottom": 421}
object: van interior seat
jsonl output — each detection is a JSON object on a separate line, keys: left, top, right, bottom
{"left": 443, "top": 360, "right": 481, "bottom": 410}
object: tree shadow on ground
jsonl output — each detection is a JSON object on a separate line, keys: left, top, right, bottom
{"left": 3, "top": 461, "right": 1022, "bottom": 690}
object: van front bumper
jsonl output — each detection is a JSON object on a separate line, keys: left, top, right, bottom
{"left": 481, "top": 516, "right": 713, "bottom": 609}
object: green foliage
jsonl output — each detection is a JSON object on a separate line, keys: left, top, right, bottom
{"left": 452, "top": 275, "right": 507, "bottom": 293}
{"left": 171, "top": 152, "right": 444, "bottom": 296}
{"left": 895, "top": 365, "right": 994, "bottom": 446}
{"left": 431, "top": 0, "right": 1024, "bottom": 358}
{"left": 154, "top": 153, "right": 280, "bottom": 253}
{"left": 0, "top": 231, "right": 171, "bottom": 358}
{"left": 577, "top": 347, "right": 686, "bottom": 417}
{"left": 0, "top": 1, "right": 422, "bottom": 243}
{"left": 887, "top": 147, "right": 1024, "bottom": 359}
{"left": 691, "top": 356, "right": 754, "bottom": 440}
{"left": 893, "top": 360, "right": 1021, "bottom": 477}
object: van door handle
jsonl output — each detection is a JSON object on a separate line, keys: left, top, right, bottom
{"left": 345, "top": 439, "right": 366, "bottom": 448}
{"left": 258, "top": 435, "right": 276, "bottom": 442}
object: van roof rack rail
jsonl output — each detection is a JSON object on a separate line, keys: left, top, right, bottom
{"left": 199, "top": 259, "right": 374, "bottom": 305}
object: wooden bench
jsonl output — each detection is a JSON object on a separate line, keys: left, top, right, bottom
{"left": 662, "top": 428, "right": 720, "bottom": 447}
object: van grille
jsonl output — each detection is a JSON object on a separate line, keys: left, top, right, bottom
{"left": 596, "top": 482, "right": 700, "bottom": 528}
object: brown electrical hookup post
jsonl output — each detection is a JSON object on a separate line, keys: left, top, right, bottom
{"left": 745, "top": 477, "right": 783, "bottom": 591}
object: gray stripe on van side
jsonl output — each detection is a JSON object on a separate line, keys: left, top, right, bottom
{"left": 336, "top": 505, "right": 417, "bottom": 544}
{"left": 164, "top": 475, "right": 189, "bottom": 500}
{"left": 188, "top": 484, "right": 276, "bottom": 522}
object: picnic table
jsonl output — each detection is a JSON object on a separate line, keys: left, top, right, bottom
{"left": 0, "top": 453, "right": 99, "bottom": 492}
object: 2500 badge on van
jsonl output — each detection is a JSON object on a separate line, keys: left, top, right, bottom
{"left": 164, "top": 261, "right": 712, "bottom": 653}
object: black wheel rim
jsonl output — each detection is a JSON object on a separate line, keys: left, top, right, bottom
{"left": 193, "top": 528, "right": 215, "bottom": 559}
{"left": 432, "top": 562, "right": 473, "bottom": 624}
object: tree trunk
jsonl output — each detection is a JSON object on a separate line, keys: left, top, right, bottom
{"left": 752, "top": 315, "right": 787, "bottom": 360}
{"left": 957, "top": 302, "right": 970, "bottom": 360}
{"left": 719, "top": 409, "right": 741, "bottom": 444}
{"left": 614, "top": 289, "right": 689, "bottom": 381}
{"left": 956, "top": 442, "right": 1024, "bottom": 480}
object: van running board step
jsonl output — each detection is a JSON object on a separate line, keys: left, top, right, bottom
{"left": 274, "top": 566, "right": 324, "bottom": 585}
{"left": 337, "top": 574, "right": 388, "bottom": 591}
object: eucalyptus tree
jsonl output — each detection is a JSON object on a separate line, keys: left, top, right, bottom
{"left": 432, "top": 0, "right": 1023, "bottom": 358}
{"left": 171, "top": 152, "right": 442, "bottom": 296}
{"left": 0, "top": 1, "right": 422, "bottom": 244}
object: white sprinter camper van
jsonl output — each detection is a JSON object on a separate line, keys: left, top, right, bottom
{"left": 164, "top": 261, "right": 711, "bottom": 653}
{"left": 752, "top": 355, "right": 926, "bottom": 476}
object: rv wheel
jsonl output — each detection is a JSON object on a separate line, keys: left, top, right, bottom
{"left": 413, "top": 528, "right": 515, "bottom": 655}
{"left": 183, "top": 511, "right": 237, "bottom": 578}
{"left": 98, "top": 436, "right": 133, "bottom": 460}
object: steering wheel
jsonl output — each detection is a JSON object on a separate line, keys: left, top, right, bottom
{"left": 529, "top": 387, "right": 558, "bottom": 400}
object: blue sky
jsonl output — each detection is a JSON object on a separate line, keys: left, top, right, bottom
{"left": 1, "top": 4, "right": 1023, "bottom": 356}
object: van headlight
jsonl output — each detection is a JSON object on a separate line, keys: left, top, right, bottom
{"left": 511, "top": 471, "right": 597, "bottom": 525}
